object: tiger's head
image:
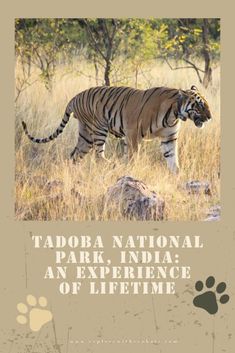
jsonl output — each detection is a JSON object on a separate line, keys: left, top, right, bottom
{"left": 177, "top": 85, "right": 212, "bottom": 128}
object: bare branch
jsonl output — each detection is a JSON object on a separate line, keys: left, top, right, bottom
{"left": 183, "top": 58, "right": 203, "bottom": 83}
{"left": 83, "top": 19, "right": 107, "bottom": 61}
{"left": 165, "top": 58, "right": 193, "bottom": 71}
{"left": 33, "top": 48, "right": 45, "bottom": 71}
{"left": 164, "top": 58, "right": 204, "bottom": 84}
{"left": 102, "top": 20, "right": 111, "bottom": 45}
{"left": 183, "top": 58, "right": 205, "bottom": 73}
{"left": 15, "top": 78, "right": 38, "bottom": 103}
{"left": 110, "top": 19, "right": 118, "bottom": 43}
{"left": 75, "top": 69, "right": 103, "bottom": 83}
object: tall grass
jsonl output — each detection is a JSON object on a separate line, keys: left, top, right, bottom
{"left": 15, "top": 59, "right": 220, "bottom": 221}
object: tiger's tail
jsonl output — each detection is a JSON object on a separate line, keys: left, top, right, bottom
{"left": 21, "top": 103, "right": 73, "bottom": 144}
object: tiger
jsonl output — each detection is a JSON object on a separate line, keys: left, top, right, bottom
{"left": 21, "top": 85, "right": 211, "bottom": 173}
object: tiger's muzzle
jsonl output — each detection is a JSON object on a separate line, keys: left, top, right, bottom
{"left": 193, "top": 112, "right": 212, "bottom": 128}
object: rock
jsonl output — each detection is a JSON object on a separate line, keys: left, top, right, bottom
{"left": 204, "top": 205, "right": 221, "bottom": 221}
{"left": 105, "top": 176, "right": 165, "bottom": 220}
{"left": 185, "top": 180, "right": 212, "bottom": 195}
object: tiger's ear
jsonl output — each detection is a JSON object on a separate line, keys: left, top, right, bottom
{"left": 191, "top": 85, "right": 198, "bottom": 91}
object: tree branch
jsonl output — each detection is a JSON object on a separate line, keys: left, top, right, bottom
{"left": 183, "top": 58, "right": 205, "bottom": 73}
{"left": 183, "top": 58, "right": 203, "bottom": 83}
{"left": 164, "top": 58, "right": 204, "bottom": 84}
{"left": 83, "top": 19, "right": 107, "bottom": 61}
{"left": 164, "top": 58, "right": 194, "bottom": 70}
{"left": 15, "top": 78, "right": 38, "bottom": 103}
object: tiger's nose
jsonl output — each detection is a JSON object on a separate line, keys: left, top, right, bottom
{"left": 205, "top": 114, "right": 211, "bottom": 121}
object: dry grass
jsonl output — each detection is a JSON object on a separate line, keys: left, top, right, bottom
{"left": 15, "top": 59, "right": 220, "bottom": 221}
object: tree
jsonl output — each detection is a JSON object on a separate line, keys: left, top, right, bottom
{"left": 15, "top": 19, "right": 72, "bottom": 90}
{"left": 79, "top": 19, "right": 125, "bottom": 86}
{"left": 202, "top": 19, "right": 212, "bottom": 88}
{"left": 15, "top": 18, "right": 220, "bottom": 91}
{"left": 156, "top": 18, "right": 220, "bottom": 87}
{"left": 122, "top": 19, "right": 159, "bottom": 87}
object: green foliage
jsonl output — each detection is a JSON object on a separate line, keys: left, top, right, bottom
{"left": 15, "top": 19, "right": 81, "bottom": 89}
{"left": 15, "top": 18, "right": 220, "bottom": 88}
{"left": 122, "top": 19, "right": 158, "bottom": 62}
{"left": 156, "top": 19, "right": 220, "bottom": 61}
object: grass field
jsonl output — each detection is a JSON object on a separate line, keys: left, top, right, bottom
{"left": 15, "top": 59, "right": 220, "bottom": 221}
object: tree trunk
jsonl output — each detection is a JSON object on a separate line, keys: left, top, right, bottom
{"left": 135, "top": 65, "right": 139, "bottom": 88}
{"left": 93, "top": 57, "right": 99, "bottom": 85}
{"left": 104, "top": 60, "right": 111, "bottom": 86}
{"left": 202, "top": 19, "right": 212, "bottom": 88}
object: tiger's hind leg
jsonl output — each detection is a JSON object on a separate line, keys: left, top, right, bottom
{"left": 93, "top": 131, "right": 110, "bottom": 162}
{"left": 120, "top": 137, "right": 129, "bottom": 163}
{"left": 70, "top": 122, "right": 93, "bottom": 163}
{"left": 125, "top": 131, "right": 140, "bottom": 161}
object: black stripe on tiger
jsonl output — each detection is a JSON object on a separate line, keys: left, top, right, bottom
{"left": 79, "top": 133, "right": 93, "bottom": 146}
{"left": 162, "top": 105, "right": 173, "bottom": 128}
{"left": 163, "top": 151, "right": 174, "bottom": 158}
{"left": 161, "top": 138, "right": 177, "bottom": 145}
{"left": 107, "top": 87, "right": 130, "bottom": 122}
{"left": 137, "top": 87, "right": 160, "bottom": 123}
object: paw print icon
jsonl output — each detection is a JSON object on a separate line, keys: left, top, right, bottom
{"left": 193, "top": 276, "right": 229, "bottom": 315}
{"left": 16, "top": 295, "right": 53, "bottom": 332}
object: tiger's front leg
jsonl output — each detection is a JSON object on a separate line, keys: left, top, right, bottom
{"left": 160, "top": 138, "right": 179, "bottom": 174}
